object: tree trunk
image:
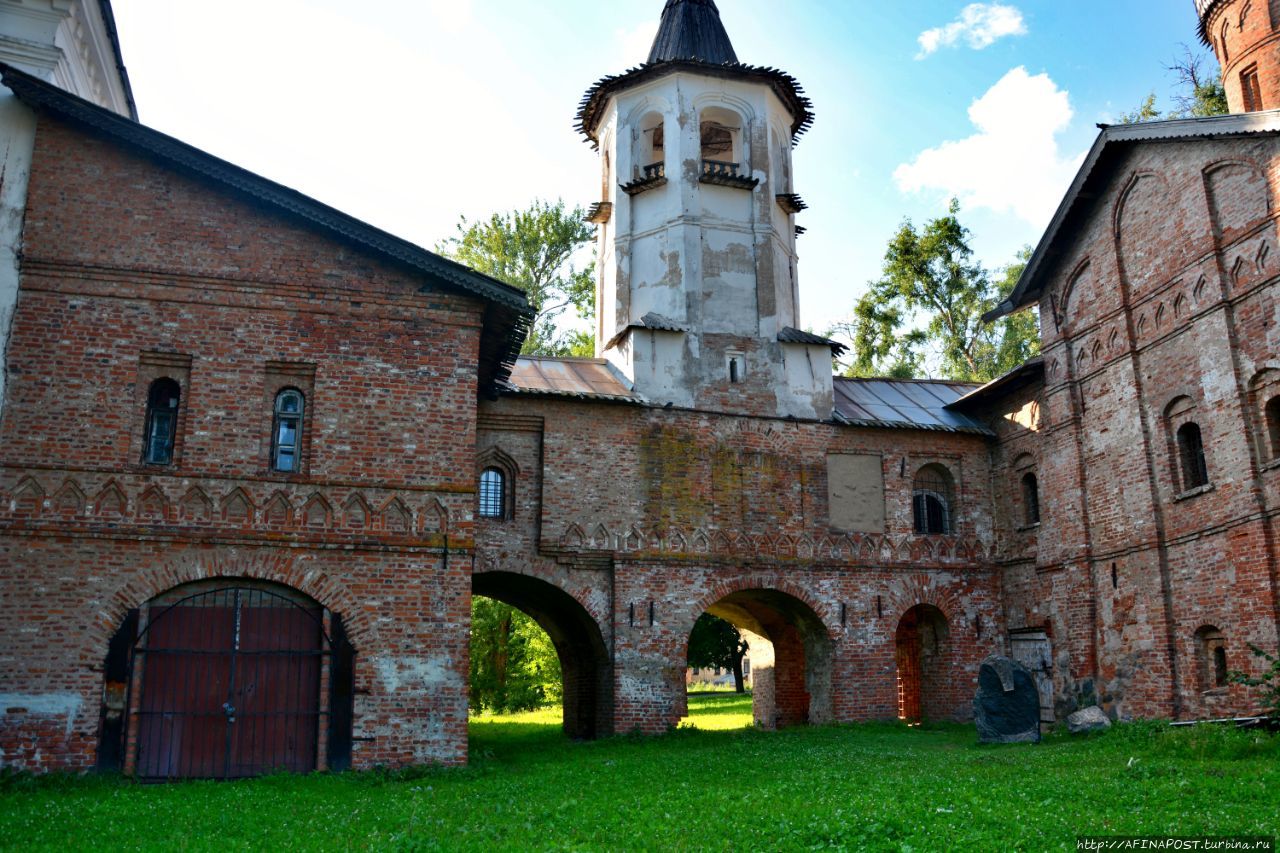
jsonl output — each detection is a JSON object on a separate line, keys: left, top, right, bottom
{"left": 732, "top": 653, "right": 746, "bottom": 693}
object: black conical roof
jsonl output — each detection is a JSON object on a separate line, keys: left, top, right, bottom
{"left": 647, "top": 0, "right": 738, "bottom": 65}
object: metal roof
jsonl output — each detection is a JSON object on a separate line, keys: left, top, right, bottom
{"left": 0, "top": 63, "right": 534, "bottom": 395}
{"left": 986, "top": 110, "right": 1280, "bottom": 322}
{"left": 1195, "top": 0, "right": 1221, "bottom": 42}
{"left": 648, "top": 0, "right": 738, "bottom": 65}
{"left": 778, "top": 327, "right": 848, "bottom": 355}
{"left": 833, "top": 378, "right": 992, "bottom": 435}
{"left": 505, "top": 357, "right": 641, "bottom": 403}
{"left": 948, "top": 357, "right": 1045, "bottom": 411}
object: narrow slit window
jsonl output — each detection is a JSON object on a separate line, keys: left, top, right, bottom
{"left": 1177, "top": 422, "right": 1209, "bottom": 490}
{"left": 1266, "top": 396, "right": 1280, "bottom": 458}
{"left": 1242, "top": 65, "right": 1264, "bottom": 111}
{"left": 479, "top": 468, "right": 506, "bottom": 519}
{"left": 1021, "top": 472, "right": 1041, "bottom": 526}
{"left": 271, "top": 389, "right": 304, "bottom": 473}
{"left": 143, "top": 378, "right": 181, "bottom": 465}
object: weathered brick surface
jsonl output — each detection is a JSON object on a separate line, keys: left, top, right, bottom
{"left": 1204, "top": 0, "right": 1280, "bottom": 112}
{"left": 475, "top": 395, "right": 1004, "bottom": 734}
{"left": 983, "top": 135, "right": 1280, "bottom": 720}
{"left": 0, "top": 114, "right": 485, "bottom": 771}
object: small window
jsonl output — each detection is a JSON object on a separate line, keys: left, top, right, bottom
{"left": 912, "top": 464, "right": 954, "bottom": 535}
{"left": 143, "top": 378, "right": 181, "bottom": 465}
{"left": 478, "top": 467, "right": 506, "bottom": 519}
{"left": 1021, "top": 472, "right": 1041, "bottom": 526}
{"left": 271, "top": 388, "right": 305, "bottom": 473}
{"left": 1195, "top": 626, "right": 1228, "bottom": 691}
{"left": 1242, "top": 65, "right": 1264, "bottom": 111}
{"left": 1266, "top": 397, "right": 1280, "bottom": 458}
{"left": 1177, "top": 422, "right": 1210, "bottom": 491}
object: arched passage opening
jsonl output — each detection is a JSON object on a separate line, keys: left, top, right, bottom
{"left": 895, "top": 604, "right": 950, "bottom": 724}
{"left": 472, "top": 572, "right": 612, "bottom": 741}
{"left": 688, "top": 588, "right": 832, "bottom": 730}
{"left": 96, "top": 579, "right": 355, "bottom": 780}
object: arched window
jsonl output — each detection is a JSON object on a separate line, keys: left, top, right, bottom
{"left": 271, "top": 388, "right": 305, "bottom": 473}
{"left": 1195, "top": 626, "right": 1228, "bottom": 691}
{"left": 1266, "top": 396, "right": 1280, "bottom": 458}
{"left": 143, "top": 378, "right": 181, "bottom": 465}
{"left": 1177, "top": 422, "right": 1210, "bottom": 490}
{"left": 478, "top": 467, "right": 506, "bottom": 519}
{"left": 1021, "top": 472, "right": 1041, "bottom": 526}
{"left": 912, "top": 464, "right": 954, "bottom": 535}
{"left": 698, "top": 106, "right": 743, "bottom": 177}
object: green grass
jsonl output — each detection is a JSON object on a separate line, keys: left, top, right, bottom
{"left": 2, "top": 707, "right": 1277, "bottom": 851}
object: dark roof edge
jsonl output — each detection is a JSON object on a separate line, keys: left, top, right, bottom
{"left": 947, "top": 357, "right": 1045, "bottom": 411}
{"left": 779, "top": 326, "right": 848, "bottom": 355}
{"left": 97, "top": 0, "right": 138, "bottom": 121}
{"left": 576, "top": 59, "right": 814, "bottom": 147}
{"left": 0, "top": 62, "right": 534, "bottom": 391}
{"left": 1196, "top": 0, "right": 1221, "bottom": 44}
{"left": 984, "top": 110, "right": 1280, "bottom": 323}
{"left": 1, "top": 64, "right": 529, "bottom": 311}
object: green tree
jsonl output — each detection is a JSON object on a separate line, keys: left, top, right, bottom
{"left": 1229, "top": 645, "right": 1280, "bottom": 719}
{"left": 1120, "top": 47, "right": 1228, "bottom": 124}
{"left": 838, "top": 200, "right": 1039, "bottom": 383}
{"left": 686, "top": 614, "right": 749, "bottom": 693}
{"left": 438, "top": 199, "right": 596, "bottom": 357}
{"left": 469, "top": 596, "right": 562, "bottom": 713}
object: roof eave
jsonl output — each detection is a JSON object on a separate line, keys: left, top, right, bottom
{"left": 986, "top": 111, "right": 1280, "bottom": 323}
{"left": 0, "top": 62, "right": 534, "bottom": 392}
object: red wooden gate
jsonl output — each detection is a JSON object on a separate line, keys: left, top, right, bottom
{"left": 132, "top": 587, "right": 327, "bottom": 780}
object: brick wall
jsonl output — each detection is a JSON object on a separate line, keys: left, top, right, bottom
{"left": 983, "top": 135, "right": 1280, "bottom": 720}
{"left": 0, "top": 114, "right": 489, "bottom": 771}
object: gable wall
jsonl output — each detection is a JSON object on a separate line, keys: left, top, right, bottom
{"left": 0, "top": 114, "right": 491, "bottom": 771}
{"left": 989, "top": 135, "right": 1280, "bottom": 720}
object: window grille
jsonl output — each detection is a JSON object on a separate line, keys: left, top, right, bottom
{"left": 479, "top": 467, "right": 506, "bottom": 519}
{"left": 271, "top": 389, "right": 304, "bottom": 473}
{"left": 912, "top": 465, "right": 953, "bottom": 535}
{"left": 143, "top": 378, "right": 181, "bottom": 465}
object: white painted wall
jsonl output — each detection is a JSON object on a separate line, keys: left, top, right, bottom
{"left": 595, "top": 69, "right": 832, "bottom": 419}
{"left": 0, "top": 0, "right": 132, "bottom": 421}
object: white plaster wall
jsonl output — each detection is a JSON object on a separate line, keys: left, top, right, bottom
{"left": 0, "top": 87, "right": 35, "bottom": 422}
{"left": 593, "top": 70, "right": 823, "bottom": 417}
{"left": 0, "top": 0, "right": 132, "bottom": 116}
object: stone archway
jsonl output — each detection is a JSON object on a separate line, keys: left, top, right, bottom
{"left": 895, "top": 604, "right": 950, "bottom": 723}
{"left": 472, "top": 571, "right": 612, "bottom": 740}
{"left": 694, "top": 588, "right": 832, "bottom": 729}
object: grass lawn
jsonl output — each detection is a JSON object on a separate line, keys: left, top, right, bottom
{"left": 1, "top": 693, "right": 1277, "bottom": 851}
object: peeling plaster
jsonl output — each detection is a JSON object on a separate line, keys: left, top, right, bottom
{"left": 0, "top": 692, "right": 83, "bottom": 738}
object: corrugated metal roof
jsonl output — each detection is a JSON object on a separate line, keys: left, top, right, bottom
{"left": 833, "top": 378, "right": 991, "bottom": 435}
{"left": 505, "top": 357, "right": 640, "bottom": 402}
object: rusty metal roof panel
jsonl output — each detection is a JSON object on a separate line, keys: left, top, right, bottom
{"left": 506, "top": 357, "right": 641, "bottom": 402}
{"left": 833, "top": 378, "right": 991, "bottom": 435}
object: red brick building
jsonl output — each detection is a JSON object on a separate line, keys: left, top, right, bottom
{"left": 0, "top": 0, "right": 1277, "bottom": 778}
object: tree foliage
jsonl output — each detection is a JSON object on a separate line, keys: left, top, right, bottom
{"left": 1121, "top": 46, "right": 1228, "bottom": 124}
{"left": 687, "top": 614, "right": 750, "bottom": 693}
{"left": 1229, "top": 644, "right": 1280, "bottom": 719}
{"left": 438, "top": 199, "right": 596, "bottom": 357}
{"left": 469, "top": 596, "right": 562, "bottom": 713}
{"left": 836, "top": 200, "right": 1038, "bottom": 383}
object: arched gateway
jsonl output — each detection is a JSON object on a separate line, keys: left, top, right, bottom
{"left": 98, "top": 580, "right": 355, "bottom": 781}
{"left": 472, "top": 572, "right": 613, "bottom": 740}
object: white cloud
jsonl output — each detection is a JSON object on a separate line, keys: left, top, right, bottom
{"left": 615, "top": 20, "right": 659, "bottom": 65}
{"left": 917, "top": 3, "right": 1027, "bottom": 58}
{"left": 893, "top": 67, "right": 1085, "bottom": 226}
{"left": 423, "top": 0, "right": 472, "bottom": 34}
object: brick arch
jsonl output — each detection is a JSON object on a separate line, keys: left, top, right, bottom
{"left": 1203, "top": 158, "right": 1271, "bottom": 240}
{"left": 882, "top": 574, "right": 966, "bottom": 629}
{"left": 471, "top": 559, "right": 609, "bottom": 631}
{"left": 685, "top": 575, "right": 834, "bottom": 641}
{"left": 92, "top": 551, "right": 372, "bottom": 655}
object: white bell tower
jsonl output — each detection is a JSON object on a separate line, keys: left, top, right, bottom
{"left": 577, "top": 0, "right": 839, "bottom": 420}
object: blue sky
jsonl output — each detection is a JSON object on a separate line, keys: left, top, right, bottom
{"left": 110, "top": 0, "right": 1208, "bottom": 334}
